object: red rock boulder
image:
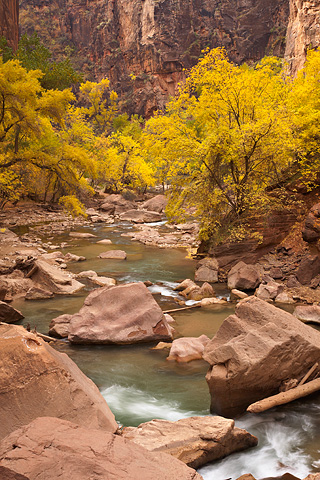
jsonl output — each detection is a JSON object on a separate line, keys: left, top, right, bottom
{"left": 122, "top": 416, "right": 257, "bottom": 469}
{"left": 68, "top": 282, "right": 174, "bottom": 344}
{"left": 203, "top": 296, "right": 320, "bottom": 417}
{"left": 0, "top": 417, "right": 203, "bottom": 480}
{"left": 227, "top": 262, "right": 263, "bottom": 291}
{"left": 167, "top": 335, "right": 210, "bottom": 362}
{"left": 0, "top": 324, "right": 118, "bottom": 440}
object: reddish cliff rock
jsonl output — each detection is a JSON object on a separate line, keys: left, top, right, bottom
{"left": 19, "top": 0, "right": 289, "bottom": 116}
{"left": 0, "top": 0, "right": 19, "bottom": 50}
{"left": 285, "top": 0, "right": 320, "bottom": 75}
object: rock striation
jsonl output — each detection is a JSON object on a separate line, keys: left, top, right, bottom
{"left": 285, "top": 0, "right": 320, "bottom": 76}
{"left": 0, "top": 417, "right": 203, "bottom": 480}
{"left": 0, "top": 324, "right": 118, "bottom": 440}
{"left": 0, "top": 0, "right": 19, "bottom": 50}
{"left": 19, "top": 0, "right": 289, "bottom": 116}
{"left": 122, "top": 416, "right": 258, "bottom": 469}
{"left": 203, "top": 296, "right": 320, "bottom": 417}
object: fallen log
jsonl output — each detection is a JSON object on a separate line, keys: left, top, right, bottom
{"left": 247, "top": 377, "right": 320, "bottom": 413}
{"left": 163, "top": 304, "right": 202, "bottom": 314}
{"left": 298, "top": 362, "right": 318, "bottom": 386}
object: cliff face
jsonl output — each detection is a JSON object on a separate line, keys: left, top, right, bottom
{"left": 19, "top": 0, "right": 289, "bottom": 116}
{"left": 285, "top": 0, "right": 320, "bottom": 76}
{"left": 0, "top": 0, "right": 19, "bottom": 50}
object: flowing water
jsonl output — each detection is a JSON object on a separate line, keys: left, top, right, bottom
{"left": 11, "top": 221, "right": 320, "bottom": 479}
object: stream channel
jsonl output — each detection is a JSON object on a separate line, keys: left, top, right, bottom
{"left": 11, "top": 221, "right": 320, "bottom": 479}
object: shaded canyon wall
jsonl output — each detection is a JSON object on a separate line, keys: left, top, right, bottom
{"left": 0, "top": 0, "right": 19, "bottom": 50}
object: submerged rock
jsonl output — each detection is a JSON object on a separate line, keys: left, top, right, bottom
{"left": 0, "top": 324, "right": 118, "bottom": 440}
{"left": 203, "top": 296, "right": 320, "bottom": 417}
{"left": 0, "top": 417, "right": 202, "bottom": 480}
{"left": 68, "top": 282, "right": 174, "bottom": 344}
{"left": 122, "top": 416, "right": 257, "bottom": 469}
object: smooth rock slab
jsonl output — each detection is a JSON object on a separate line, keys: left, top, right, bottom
{"left": 203, "top": 296, "right": 320, "bottom": 417}
{"left": 68, "top": 282, "right": 174, "bottom": 344}
{"left": 0, "top": 301, "right": 24, "bottom": 323}
{"left": 98, "top": 250, "right": 127, "bottom": 260}
{"left": 0, "top": 417, "right": 202, "bottom": 480}
{"left": 122, "top": 416, "right": 258, "bottom": 469}
{"left": 0, "top": 324, "right": 118, "bottom": 440}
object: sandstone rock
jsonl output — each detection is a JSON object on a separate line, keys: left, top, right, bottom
{"left": 203, "top": 296, "right": 320, "bottom": 417}
{"left": 231, "top": 289, "right": 249, "bottom": 300}
{"left": 296, "top": 255, "right": 320, "bottom": 285}
{"left": 64, "top": 252, "right": 86, "bottom": 262}
{"left": 194, "top": 258, "right": 219, "bottom": 283}
{"left": 152, "top": 341, "right": 172, "bottom": 350}
{"left": 0, "top": 417, "right": 202, "bottom": 480}
{"left": 274, "top": 291, "right": 295, "bottom": 304}
{"left": 89, "top": 276, "right": 117, "bottom": 287}
{"left": 122, "top": 416, "right": 257, "bottom": 469}
{"left": 303, "top": 475, "right": 320, "bottom": 480}
{"left": 68, "top": 282, "right": 174, "bottom": 344}
{"left": 98, "top": 250, "right": 127, "bottom": 260}
{"left": 167, "top": 335, "right": 210, "bottom": 362}
{"left": 200, "top": 297, "right": 228, "bottom": 307}
{"left": 29, "top": 259, "right": 85, "bottom": 295}
{"left": 174, "top": 279, "right": 196, "bottom": 291}
{"left": 96, "top": 238, "right": 112, "bottom": 244}
{"left": 235, "top": 475, "right": 256, "bottom": 480}
{"left": 49, "top": 314, "right": 72, "bottom": 338}
{"left": 228, "top": 262, "right": 262, "bottom": 291}
{"left": 0, "top": 301, "right": 24, "bottom": 323}
{"left": 142, "top": 194, "right": 168, "bottom": 213}
{"left": 100, "top": 194, "right": 135, "bottom": 215}
{"left": 120, "top": 209, "right": 163, "bottom": 223}
{"left": 188, "top": 282, "right": 215, "bottom": 301}
{"left": 76, "top": 270, "right": 98, "bottom": 278}
{"left": 0, "top": 275, "right": 34, "bottom": 301}
{"left": 69, "top": 232, "right": 96, "bottom": 238}
{"left": 287, "top": 275, "right": 301, "bottom": 288}
{"left": 25, "top": 287, "right": 54, "bottom": 300}
{"left": 293, "top": 305, "right": 320, "bottom": 324}
{"left": 0, "top": 324, "right": 118, "bottom": 440}
{"left": 0, "top": 466, "right": 29, "bottom": 480}
{"left": 255, "top": 281, "right": 284, "bottom": 301}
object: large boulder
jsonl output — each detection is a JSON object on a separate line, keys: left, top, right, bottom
{"left": 0, "top": 301, "right": 24, "bottom": 323}
{"left": 142, "top": 194, "right": 168, "bottom": 213}
{"left": 167, "top": 335, "right": 210, "bottom": 362}
{"left": 120, "top": 210, "right": 163, "bottom": 223}
{"left": 227, "top": 262, "right": 262, "bottom": 290}
{"left": 296, "top": 255, "right": 320, "bottom": 285}
{"left": 0, "top": 324, "right": 118, "bottom": 440}
{"left": 29, "top": 259, "right": 84, "bottom": 295}
{"left": 122, "top": 416, "right": 257, "bottom": 469}
{"left": 203, "top": 296, "right": 320, "bottom": 417}
{"left": 194, "top": 258, "right": 219, "bottom": 283}
{"left": 0, "top": 417, "right": 202, "bottom": 480}
{"left": 68, "top": 282, "right": 174, "bottom": 344}
{"left": 302, "top": 203, "right": 320, "bottom": 242}
{"left": 99, "top": 194, "right": 135, "bottom": 215}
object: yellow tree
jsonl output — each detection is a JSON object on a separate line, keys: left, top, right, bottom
{"left": 144, "top": 48, "right": 293, "bottom": 239}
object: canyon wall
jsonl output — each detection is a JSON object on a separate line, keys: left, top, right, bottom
{"left": 285, "top": 0, "right": 320, "bottom": 75}
{"left": 19, "top": 0, "right": 289, "bottom": 116}
{"left": 0, "top": 0, "right": 19, "bottom": 50}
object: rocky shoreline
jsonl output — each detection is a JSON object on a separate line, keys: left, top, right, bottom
{"left": 0, "top": 194, "right": 320, "bottom": 479}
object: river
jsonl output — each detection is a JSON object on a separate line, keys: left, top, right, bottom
{"left": 11, "top": 221, "right": 320, "bottom": 479}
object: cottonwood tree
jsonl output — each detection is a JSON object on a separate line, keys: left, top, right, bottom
{"left": 144, "top": 48, "right": 293, "bottom": 240}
